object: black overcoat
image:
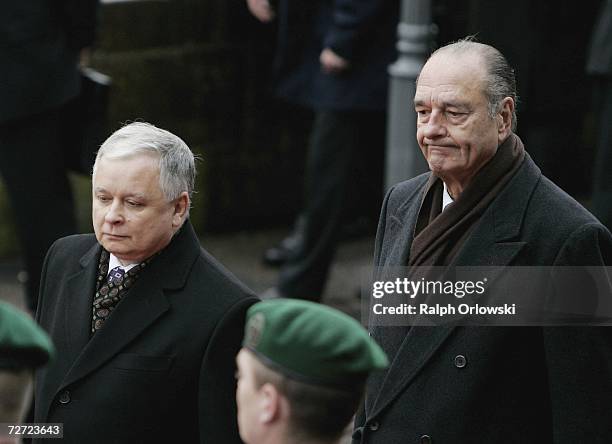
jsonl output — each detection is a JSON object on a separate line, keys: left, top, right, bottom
{"left": 0, "top": 0, "right": 98, "bottom": 124}
{"left": 354, "top": 154, "right": 612, "bottom": 443}
{"left": 34, "top": 222, "right": 258, "bottom": 443}
{"left": 272, "top": 0, "right": 399, "bottom": 111}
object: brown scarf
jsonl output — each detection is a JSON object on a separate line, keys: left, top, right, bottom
{"left": 408, "top": 133, "right": 526, "bottom": 266}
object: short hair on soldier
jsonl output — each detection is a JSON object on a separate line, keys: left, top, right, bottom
{"left": 93, "top": 122, "right": 197, "bottom": 202}
{"left": 251, "top": 357, "right": 365, "bottom": 442}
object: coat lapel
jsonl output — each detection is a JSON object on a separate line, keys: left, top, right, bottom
{"left": 367, "top": 156, "right": 542, "bottom": 419}
{"left": 58, "top": 221, "right": 200, "bottom": 391}
{"left": 378, "top": 178, "right": 427, "bottom": 269}
{"left": 63, "top": 244, "right": 100, "bottom": 363}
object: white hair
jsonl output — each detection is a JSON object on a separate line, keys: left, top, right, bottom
{"left": 93, "top": 122, "right": 197, "bottom": 201}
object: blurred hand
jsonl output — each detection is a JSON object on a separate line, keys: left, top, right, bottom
{"left": 320, "top": 48, "right": 350, "bottom": 74}
{"left": 246, "top": 0, "right": 275, "bottom": 23}
{"left": 79, "top": 47, "right": 91, "bottom": 68}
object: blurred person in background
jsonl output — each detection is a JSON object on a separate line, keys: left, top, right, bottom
{"left": 587, "top": 0, "right": 612, "bottom": 230}
{"left": 0, "top": 0, "right": 99, "bottom": 313}
{"left": 246, "top": 0, "right": 399, "bottom": 301}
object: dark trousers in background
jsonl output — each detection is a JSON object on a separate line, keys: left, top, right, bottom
{"left": 278, "top": 110, "right": 385, "bottom": 300}
{"left": 591, "top": 79, "right": 612, "bottom": 230}
{"left": 0, "top": 108, "right": 77, "bottom": 312}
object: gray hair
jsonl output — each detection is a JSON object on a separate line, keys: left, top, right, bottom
{"left": 93, "top": 122, "right": 196, "bottom": 202}
{"left": 429, "top": 37, "right": 518, "bottom": 131}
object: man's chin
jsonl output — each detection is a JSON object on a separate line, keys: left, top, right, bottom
{"left": 100, "top": 239, "right": 129, "bottom": 256}
{"left": 427, "top": 159, "right": 449, "bottom": 175}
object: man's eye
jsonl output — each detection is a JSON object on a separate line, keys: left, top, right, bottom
{"left": 97, "top": 195, "right": 110, "bottom": 203}
{"left": 126, "top": 200, "right": 142, "bottom": 207}
{"left": 416, "top": 109, "right": 430, "bottom": 117}
{"left": 447, "top": 111, "right": 463, "bottom": 117}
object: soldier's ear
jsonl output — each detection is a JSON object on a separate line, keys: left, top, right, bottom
{"left": 259, "top": 383, "right": 281, "bottom": 424}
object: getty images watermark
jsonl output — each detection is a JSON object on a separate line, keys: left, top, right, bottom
{"left": 360, "top": 267, "right": 612, "bottom": 326}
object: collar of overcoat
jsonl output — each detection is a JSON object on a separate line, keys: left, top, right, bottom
{"left": 366, "top": 154, "right": 542, "bottom": 420}
{"left": 40, "top": 220, "right": 200, "bottom": 419}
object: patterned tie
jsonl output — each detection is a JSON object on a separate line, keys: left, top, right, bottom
{"left": 93, "top": 262, "right": 146, "bottom": 333}
{"left": 91, "top": 266, "right": 127, "bottom": 332}
{"left": 108, "top": 266, "right": 125, "bottom": 286}
{"left": 91, "top": 251, "right": 156, "bottom": 333}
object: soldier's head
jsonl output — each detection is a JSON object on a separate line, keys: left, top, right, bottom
{"left": 0, "top": 302, "right": 54, "bottom": 435}
{"left": 235, "top": 299, "right": 388, "bottom": 444}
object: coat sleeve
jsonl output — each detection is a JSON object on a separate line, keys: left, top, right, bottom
{"left": 543, "top": 222, "right": 612, "bottom": 442}
{"left": 198, "top": 296, "right": 258, "bottom": 444}
{"left": 323, "top": 0, "right": 393, "bottom": 60}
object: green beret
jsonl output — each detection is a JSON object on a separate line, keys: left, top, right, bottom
{"left": 0, "top": 301, "right": 54, "bottom": 370}
{"left": 243, "top": 299, "right": 388, "bottom": 389}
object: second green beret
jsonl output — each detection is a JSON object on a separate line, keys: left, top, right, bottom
{"left": 243, "top": 299, "right": 388, "bottom": 389}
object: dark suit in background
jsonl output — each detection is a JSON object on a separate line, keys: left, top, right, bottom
{"left": 587, "top": 0, "right": 612, "bottom": 229}
{"left": 35, "top": 221, "right": 257, "bottom": 443}
{"left": 270, "top": 0, "right": 399, "bottom": 300}
{"left": 354, "top": 155, "right": 612, "bottom": 443}
{"left": 0, "top": 0, "right": 99, "bottom": 311}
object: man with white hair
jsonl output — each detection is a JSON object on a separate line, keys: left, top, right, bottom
{"left": 34, "top": 122, "right": 258, "bottom": 443}
{"left": 354, "top": 39, "right": 612, "bottom": 443}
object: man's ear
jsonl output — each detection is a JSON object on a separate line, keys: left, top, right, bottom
{"left": 497, "top": 97, "right": 515, "bottom": 141}
{"left": 259, "top": 383, "right": 282, "bottom": 424}
{"left": 172, "top": 192, "right": 190, "bottom": 228}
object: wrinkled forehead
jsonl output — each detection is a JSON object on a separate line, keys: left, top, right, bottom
{"left": 415, "top": 52, "right": 488, "bottom": 105}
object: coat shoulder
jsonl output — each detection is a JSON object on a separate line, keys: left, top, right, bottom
{"left": 51, "top": 233, "right": 98, "bottom": 251}
{"left": 187, "top": 246, "right": 258, "bottom": 311}
{"left": 529, "top": 175, "right": 604, "bottom": 231}
{"left": 45, "top": 234, "right": 98, "bottom": 269}
{"left": 520, "top": 174, "right": 612, "bottom": 265}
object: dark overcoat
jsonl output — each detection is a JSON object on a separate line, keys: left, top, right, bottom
{"left": 354, "top": 154, "right": 612, "bottom": 443}
{"left": 34, "top": 222, "right": 258, "bottom": 443}
{"left": 0, "top": 0, "right": 98, "bottom": 124}
{"left": 272, "top": 0, "right": 399, "bottom": 111}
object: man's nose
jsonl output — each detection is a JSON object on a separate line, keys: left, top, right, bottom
{"left": 421, "top": 111, "right": 447, "bottom": 139}
{"left": 104, "top": 200, "right": 124, "bottom": 224}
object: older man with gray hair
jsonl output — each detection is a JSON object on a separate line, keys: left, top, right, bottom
{"left": 354, "top": 38, "right": 612, "bottom": 443}
{"left": 34, "top": 122, "right": 258, "bottom": 443}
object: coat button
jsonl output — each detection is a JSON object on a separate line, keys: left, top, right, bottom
{"left": 369, "top": 421, "right": 379, "bottom": 431}
{"left": 454, "top": 354, "right": 467, "bottom": 368}
{"left": 420, "top": 434, "right": 432, "bottom": 443}
{"left": 58, "top": 390, "right": 71, "bottom": 404}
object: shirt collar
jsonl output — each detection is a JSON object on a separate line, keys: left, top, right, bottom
{"left": 442, "top": 181, "right": 454, "bottom": 211}
{"left": 108, "top": 253, "right": 139, "bottom": 276}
